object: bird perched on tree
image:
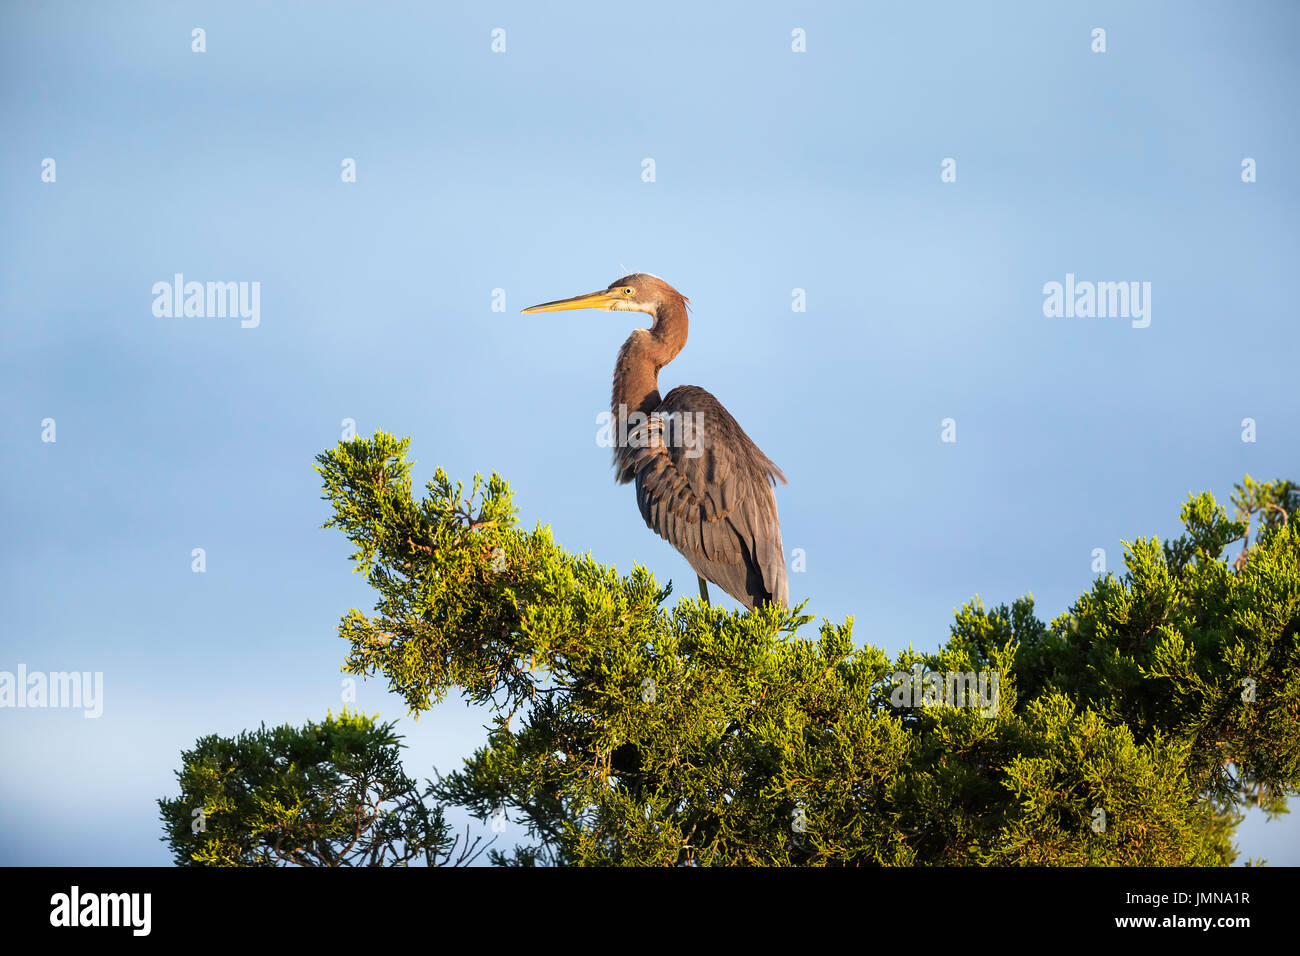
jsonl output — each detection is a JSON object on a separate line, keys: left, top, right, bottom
{"left": 523, "top": 274, "right": 788, "bottom": 610}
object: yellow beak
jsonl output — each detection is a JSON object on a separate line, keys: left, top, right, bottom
{"left": 521, "top": 290, "right": 618, "bottom": 313}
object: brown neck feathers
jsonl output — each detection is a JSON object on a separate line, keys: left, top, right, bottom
{"left": 610, "top": 295, "right": 689, "bottom": 420}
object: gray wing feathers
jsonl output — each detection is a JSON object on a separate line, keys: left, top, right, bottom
{"left": 617, "top": 385, "right": 788, "bottom": 610}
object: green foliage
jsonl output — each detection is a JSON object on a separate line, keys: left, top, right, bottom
{"left": 294, "top": 438, "right": 1300, "bottom": 865}
{"left": 306, "top": 435, "right": 1300, "bottom": 865}
{"left": 157, "top": 710, "right": 486, "bottom": 866}
{"left": 1019, "top": 477, "right": 1300, "bottom": 819}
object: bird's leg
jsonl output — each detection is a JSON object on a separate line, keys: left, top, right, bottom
{"left": 697, "top": 576, "right": 710, "bottom": 606}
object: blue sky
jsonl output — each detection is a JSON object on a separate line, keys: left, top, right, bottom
{"left": 2, "top": 0, "right": 1296, "bottom": 865}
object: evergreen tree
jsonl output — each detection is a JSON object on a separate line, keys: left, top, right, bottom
{"left": 161, "top": 432, "right": 1299, "bottom": 866}
{"left": 158, "top": 710, "right": 487, "bottom": 866}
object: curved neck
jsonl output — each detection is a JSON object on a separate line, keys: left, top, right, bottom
{"left": 611, "top": 297, "right": 689, "bottom": 419}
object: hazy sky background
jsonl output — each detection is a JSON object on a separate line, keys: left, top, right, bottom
{"left": 2, "top": 1, "right": 1297, "bottom": 865}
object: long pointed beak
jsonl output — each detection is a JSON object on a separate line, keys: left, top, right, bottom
{"left": 521, "top": 290, "right": 618, "bottom": 313}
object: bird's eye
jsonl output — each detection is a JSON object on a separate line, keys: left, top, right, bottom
{"left": 623, "top": 288, "right": 633, "bottom": 295}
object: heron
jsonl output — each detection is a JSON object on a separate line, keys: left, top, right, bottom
{"left": 522, "top": 274, "right": 788, "bottom": 610}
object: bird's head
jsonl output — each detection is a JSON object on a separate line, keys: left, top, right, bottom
{"left": 521, "top": 273, "right": 688, "bottom": 317}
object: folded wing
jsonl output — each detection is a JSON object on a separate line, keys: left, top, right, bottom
{"left": 615, "top": 385, "right": 788, "bottom": 609}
